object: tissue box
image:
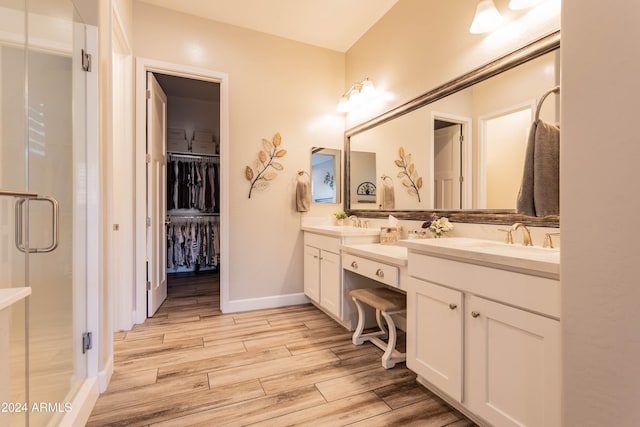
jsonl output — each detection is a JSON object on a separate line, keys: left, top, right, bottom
{"left": 380, "top": 226, "right": 402, "bottom": 245}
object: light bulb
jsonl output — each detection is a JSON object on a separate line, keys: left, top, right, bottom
{"left": 336, "top": 96, "right": 349, "bottom": 113}
{"left": 360, "top": 79, "right": 376, "bottom": 99}
{"left": 509, "top": 0, "right": 544, "bottom": 10}
{"left": 469, "top": 0, "right": 503, "bottom": 34}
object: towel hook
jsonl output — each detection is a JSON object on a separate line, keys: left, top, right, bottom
{"left": 535, "top": 86, "right": 560, "bottom": 121}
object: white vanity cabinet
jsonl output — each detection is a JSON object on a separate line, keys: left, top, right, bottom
{"left": 302, "top": 226, "right": 378, "bottom": 325}
{"left": 303, "top": 241, "right": 341, "bottom": 318}
{"left": 404, "top": 241, "right": 561, "bottom": 427}
{"left": 407, "top": 279, "right": 463, "bottom": 401}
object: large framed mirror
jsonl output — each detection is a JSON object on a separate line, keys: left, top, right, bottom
{"left": 345, "top": 31, "right": 560, "bottom": 227}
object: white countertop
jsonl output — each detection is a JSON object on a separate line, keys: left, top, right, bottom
{"left": 340, "top": 243, "right": 408, "bottom": 266}
{"left": 0, "top": 287, "right": 31, "bottom": 311}
{"left": 400, "top": 237, "right": 560, "bottom": 279}
{"left": 302, "top": 224, "right": 380, "bottom": 238}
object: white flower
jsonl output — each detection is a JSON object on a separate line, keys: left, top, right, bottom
{"left": 427, "top": 217, "right": 453, "bottom": 237}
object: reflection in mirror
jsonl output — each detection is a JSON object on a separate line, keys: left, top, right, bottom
{"left": 344, "top": 31, "right": 560, "bottom": 226}
{"left": 311, "top": 147, "right": 341, "bottom": 203}
{"left": 349, "top": 151, "right": 376, "bottom": 207}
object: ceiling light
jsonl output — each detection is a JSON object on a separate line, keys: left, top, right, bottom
{"left": 336, "top": 78, "right": 376, "bottom": 113}
{"left": 336, "top": 96, "right": 349, "bottom": 113}
{"left": 508, "top": 0, "right": 544, "bottom": 10}
{"left": 469, "top": 0, "right": 503, "bottom": 34}
{"left": 360, "top": 79, "right": 375, "bottom": 98}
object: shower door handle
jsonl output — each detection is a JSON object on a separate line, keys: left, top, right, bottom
{"left": 14, "top": 195, "right": 60, "bottom": 254}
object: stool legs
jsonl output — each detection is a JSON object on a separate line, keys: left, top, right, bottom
{"left": 352, "top": 297, "right": 366, "bottom": 345}
{"left": 351, "top": 296, "right": 406, "bottom": 369}
{"left": 380, "top": 310, "right": 399, "bottom": 369}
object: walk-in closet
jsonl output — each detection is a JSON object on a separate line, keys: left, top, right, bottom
{"left": 153, "top": 73, "right": 221, "bottom": 310}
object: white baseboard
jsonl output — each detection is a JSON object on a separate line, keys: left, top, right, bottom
{"left": 98, "top": 355, "right": 114, "bottom": 393}
{"left": 58, "top": 377, "right": 99, "bottom": 427}
{"left": 223, "top": 292, "right": 309, "bottom": 313}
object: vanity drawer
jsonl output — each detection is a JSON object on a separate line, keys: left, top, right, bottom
{"left": 343, "top": 253, "right": 399, "bottom": 288}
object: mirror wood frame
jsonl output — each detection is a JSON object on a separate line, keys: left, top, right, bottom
{"left": 344, "top": 31, "right": 560, "bottom": 227}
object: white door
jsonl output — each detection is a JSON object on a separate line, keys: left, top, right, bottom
{"left": 146, "top": 72, "right": 167, "bottom": 316}
{"left": 303, "top": 245, "right": 321, "bottom": 303}
{"left": 319, "top": 250, "right": 341, "bottom": 318}
{"left": 407, "top": 278, "right": 463, "bottom": 401}
{"left": 433, "top": 125, "right": 462, "bottom": 209}
{"left": 466, "top": 295, "right": 561, "bottom": 427}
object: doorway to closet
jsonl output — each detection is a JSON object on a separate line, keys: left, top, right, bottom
{"left": 135, "top": 58, "right": 229, "bottom": 323}
{"left": 148, "top": 72, "right": 221, "bottom": 317}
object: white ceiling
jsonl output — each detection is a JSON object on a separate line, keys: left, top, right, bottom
{"left": 137, "top": 0, "right": 399, "bottom": 52}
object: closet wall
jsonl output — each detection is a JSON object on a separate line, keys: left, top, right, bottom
{"left": 155, "top": 73, "right": 221, "bottom": 274}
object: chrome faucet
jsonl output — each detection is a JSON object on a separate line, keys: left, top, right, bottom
{"left": 511, "top": 222, "right": 533, "bottom": 246}
{"left": 348, "top": 215, "right": 362, "bottom": 228}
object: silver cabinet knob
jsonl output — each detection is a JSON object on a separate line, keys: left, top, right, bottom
{"left": 375, "top": 268, "right": 384, "bottom": 278}
{"left": 449, "top": 303, "right": 457, "bottom": 310}
{"left": 351, "top": 261, "right": 358, "bottom": 269}
{"left": 471, "top": 311, "right": 480, "bottom": 318}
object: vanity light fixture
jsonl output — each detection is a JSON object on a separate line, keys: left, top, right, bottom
{"left": 508, "top": 0, "right": 544, "bottom": 10}
{"left": 469, "top": 0, "right": 503, "bottom": 34}
{"left": 336, "top": 78, "right": 375, "bottom": 113}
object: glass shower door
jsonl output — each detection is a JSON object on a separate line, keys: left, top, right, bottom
{"left": 0, "top": 0, "right": 89, "bottom": 425}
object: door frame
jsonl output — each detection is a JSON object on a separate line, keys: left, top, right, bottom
{"left": 430, "top": 111, "right": 472, "bottom": 209}
{"left": 111, "top": 4, "right": 134, "bottom": 332}
{"left": 134, "top": 58, "right": 229, "bottom": 323}
{"left": 477, "top": 100, "right": 535, "bottom": 208}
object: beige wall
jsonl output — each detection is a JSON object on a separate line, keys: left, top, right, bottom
{"left": 562, "top": 0, "right": 640, "bottom": 425}
{"left": 132, "top": 2, "right": 345, "bottom": 301}
{"left": 345, "top": 0, "right": 560, "bottom": 127}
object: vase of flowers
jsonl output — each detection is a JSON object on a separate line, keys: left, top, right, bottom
{"left": 334, "top": 210, "right": 348, "bottom": 225}
{"left": 422, "top": 215, "right": 453, "bottom": 238}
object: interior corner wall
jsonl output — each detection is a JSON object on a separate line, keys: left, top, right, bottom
{"left": 131, "top": 2, "right": 345, "bottom": 303}
{"left": 561, "top": 1, "right": 640, "bottom": 425}
{"left": 344, "top": 0, "right": 560, "bottom": 126}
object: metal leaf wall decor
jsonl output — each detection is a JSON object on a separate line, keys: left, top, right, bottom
{"left": 245, "top": 132, "right": 287, "bottom": 198}
{"left": 394, "top": 146, "right": 422, "bottom": 202}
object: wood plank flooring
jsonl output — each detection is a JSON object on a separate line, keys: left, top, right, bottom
{"left": 88, "top": 272, "right": 477, "bottom": 426}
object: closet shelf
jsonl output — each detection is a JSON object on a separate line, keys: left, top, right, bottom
{"left": 168, "top": 213, "right": 219, "bottom": 218}
{"left": 168, "top": 151, "right": 219, "bottom": 160}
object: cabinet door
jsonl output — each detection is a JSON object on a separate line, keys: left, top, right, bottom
{"left": 303, "top": 245, "right": 320, "bottom": 303}
{"left": 407, "top": 277, "right": 463, "bottom": 401}
{"left": 319, "top": 250, "right": 341, "bottom": 318}
{"left": 467, "top": 295, "right": 561, "bottom": 427}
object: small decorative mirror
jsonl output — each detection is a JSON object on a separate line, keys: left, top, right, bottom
{"left": 311, "top": 147, "right": 341, "bottom": 203}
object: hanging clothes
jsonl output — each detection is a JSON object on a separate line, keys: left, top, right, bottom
{"left": 167, "top": 217, "right": 219, "bottom": 273}
{"left": 167, "top": 155, "right": 219, "bottom": 213}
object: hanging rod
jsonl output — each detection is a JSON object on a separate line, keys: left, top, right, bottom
{"left": 535, "top": 86, "right": 560, "bottom": 121}
{"left": 168, "top": 152, "right": 219, "bottom": 161}
{"left": 167, "top": 213, "right": 219, "bottom": 218}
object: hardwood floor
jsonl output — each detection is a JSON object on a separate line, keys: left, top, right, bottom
{"left": 88, "top": 272, "right": 477, "bottom": 426}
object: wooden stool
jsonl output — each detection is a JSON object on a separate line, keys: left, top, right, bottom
{"left": 350, "top": 287, "right": 407, "bottom": 369}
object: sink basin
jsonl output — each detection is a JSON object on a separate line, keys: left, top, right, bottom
{"left": 400, "top": 237, "right": 559, "bottom": 278}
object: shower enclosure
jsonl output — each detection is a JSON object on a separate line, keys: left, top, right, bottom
{"left": 0, "top": 0, "right": 96, "bottom": 425}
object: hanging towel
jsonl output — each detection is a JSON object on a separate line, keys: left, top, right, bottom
{"left": 516, "top": 120, "right": 560, "bottom": 216}
{"left": 381, "top": 177, "right": 395, "bottom": 209}
{"left": 296, "top": 173, "right": 311, "bottom": 212}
